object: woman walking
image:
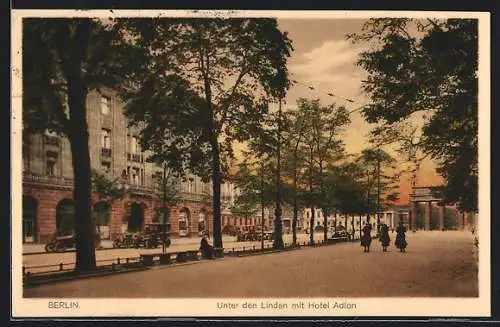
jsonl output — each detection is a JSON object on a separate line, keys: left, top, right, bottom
{"left": 395, "top": 220, "right": 408, "bottom": 252}
{"left": 379, "top": 222, "right": 390, "bottom": 252}
{"left": 360, "top": 221, "right": 372, "bottom": 252}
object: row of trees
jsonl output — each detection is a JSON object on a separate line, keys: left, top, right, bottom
{"left": 23, "top": 18, "right": 292, "bottom": 271}
{"left": 22, "top": 17, "right": 478, "bottom": 271}
{"left": 232, "top": 98, "right": 400, "bottom": 246}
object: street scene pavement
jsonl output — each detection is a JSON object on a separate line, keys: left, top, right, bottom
{"left": 22, "top": 233, "right": 331, "bottom": 273}
{"left": 23, "top": 231, "right": 478, "bottom": 298}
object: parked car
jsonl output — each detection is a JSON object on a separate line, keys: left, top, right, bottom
{"left": 112, "top": 223, "right": 171, "bottom": 249}
{"left": 45, "top": 230, "right": 101, "bottom": 253}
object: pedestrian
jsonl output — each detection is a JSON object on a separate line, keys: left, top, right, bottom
{"left": 395, "top": 220, "right": 408, "bottom": 252}
{"left": 200, "top": 235, "right": 214, "bottom": 259}
{"left": 360, "top": 221, "right": 372, "bottom": 252}
{"left": 379, "top": 222, "right": 390, "bottom": 252}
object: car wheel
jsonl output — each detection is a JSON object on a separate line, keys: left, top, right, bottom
{"left": 45, "top": 243, "right": 55, "bottom": 253}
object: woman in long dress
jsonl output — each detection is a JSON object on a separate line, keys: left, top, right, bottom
{"left": 360, "top": 222, "right": 372, "bottom": 252}
{"left": 379, "top": 222, "right": 390, "bottom": 252}
{"left": 395, "top": 220, "right": 408, "bottom": 252}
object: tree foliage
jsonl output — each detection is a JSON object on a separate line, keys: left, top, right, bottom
{"left": 347, "top": 18, "right": 478, "bottom": 212}
{"left": 122, "top": 18, "right": 293, "bottom": 248}
{"left": 23, "top": 18, "right": 142, "bottom": 271}
{"left": 292, "top": 98, "right": 350, "bottom": 242}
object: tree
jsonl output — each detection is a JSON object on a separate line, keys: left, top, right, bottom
{"left": 91, "top": 169, "right": 126, "bottom": 232}
{"left": 357, "top": 147, "right": 400, "bottom": 230}
{"left": 23, "top": 19, "right": 141, "bottom": 271}
{"left": 347, "top": 18, "right": 478, "bottom": 212}
{"left": 122, "top": 18, "right": 293, "bottom": 249}
{"left": 281, "top": 109, "right": 309, "bottom": 246}
{"left": 295, "top": 98, "right": 350, "bottom": 244}
{"left": 331, "top": 162, "right": 372, "bottom": 239}
{"left": 230, "top": 190, "right": 260, "bottom": 227}
{"left": 153, "top": 166, "right": 182, "bottom": 226}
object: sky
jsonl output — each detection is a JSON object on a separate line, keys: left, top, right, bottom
{"left": 271, "top": 18, "right": 443, "bottom": 205}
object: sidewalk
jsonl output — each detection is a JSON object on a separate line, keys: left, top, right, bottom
{"left": 22, "top": 235, "right": 238, "bottom": 255}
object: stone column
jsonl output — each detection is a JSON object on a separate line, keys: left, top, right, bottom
{"left": 458, "top": 212, "right": 464, "bottom": 230}
{"left": 439, "top": 206, "right": 445, "bottom": 231}
{"left": 410, "top": 201, "right": 418, "bottom": 231}
{"left": 424, "top": 201, "right": 431, "bottom": 231}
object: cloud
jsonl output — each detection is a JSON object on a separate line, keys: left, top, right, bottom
{"left": 290, "top": 39, "right": 363, "bottom": 82}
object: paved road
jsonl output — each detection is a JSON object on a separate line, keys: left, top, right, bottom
{"left": 23, "top": 233, "right": 330, "bottom": 273}
{"left": 23, "top": 231, "right": 477, "bottom": 298}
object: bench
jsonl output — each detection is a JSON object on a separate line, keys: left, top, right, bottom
{"left": 328, "top": 236, "right": 350, "bottom": 244}
{"left": 141, "top": 250, "right": 201, "bottom": 266}
{"left": 213, "top": 247, "right": 224, "bottom": 258}
{"left": 140, "top": 253, "right": 172, "bottom": 266}
{"left": 175, "top": 250, "right": 199, "bottom": 262}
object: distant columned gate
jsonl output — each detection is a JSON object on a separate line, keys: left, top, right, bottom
{"left": 409, "top": 186, "right": 446, "bottom": 231}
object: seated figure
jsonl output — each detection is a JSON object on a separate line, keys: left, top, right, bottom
{"left": 200, "top": 236, "right": 214, "bottom": 259}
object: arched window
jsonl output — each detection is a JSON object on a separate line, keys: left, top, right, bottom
{"left": 128, "top": 203, "right": 144, "bottom": 232}
{"left": 23, "top": 196, "right": 37, "bottom": 242}
{"left": 93, "top": 202, "right": 110, "bottom": 239}
{"left": 178, "top": 208, "right": 190, "bottom": 236}
{"left": 56, "top": 199, "right": 75, "bottom": 236}
{"left": 198, "top": 211, "right": 206, "bottom": 235}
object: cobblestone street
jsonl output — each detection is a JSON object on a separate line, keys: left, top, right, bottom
{"left": 23, "top": 231, "right": 478, "bottom": 298}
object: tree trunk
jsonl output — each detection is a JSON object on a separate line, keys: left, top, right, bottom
{"left": 292, "top": 199, "right": 297, "bottom": 246}
{"left": 211, "top": 135, "right": 223, "bottom": 248}
{"left": 273, "top": 99, "right": 284, "bottom": 250}
{"left": 260, "top": 160, "right": 265, "bottom": 250}
{"left": 323, "top": 209, "right": 328, "bottom": 242}
{"left": 67, "top": 75, "right": 96, "bottom": 272}
{"left": 292, "top": 147, "right": 298, "bottom": 246}
{"left": 351, "top": 215, "right": 355, "bottom": 239}
{"left": 309, "top": 147, "right": 314, "bottom": 245}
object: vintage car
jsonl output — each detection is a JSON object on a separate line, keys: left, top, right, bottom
{"left": 45, "top": 231, "right": 101, "bottom": 253}
{"left": 113, "top": 223, "right": 172, "bottom": 249}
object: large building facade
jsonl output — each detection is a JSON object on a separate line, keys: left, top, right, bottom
{"left": 22, "top": 88, "right": 219, "bottom": 243}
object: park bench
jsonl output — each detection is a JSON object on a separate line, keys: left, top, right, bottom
{"left": 140, "top": 253, "right": 172, "bottom": 266}
{"left": 327, "top": 236, "right": 350, "bottom": 244}
{"left": 174, "top": 250, "right": 199, "bottom": 263}
{"left": 213, "top": 247, "right": 224, "bottom": 258}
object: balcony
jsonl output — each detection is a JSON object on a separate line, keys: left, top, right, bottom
{"left": 44, "top": 135, "right": 60, "bottom": 147}
{"left": 23, "top": 172, "right": 73, "bottom": 189}
{"left": 101, "top": 148, "right": 112, "bottom": 157}
{"left": 128, "top": 183, "right": 156, "bottom": 197}
{"left": 180, "top": 192, "right": 213, "bottom": 203}
{"left": 127, "top": 153, "right": 143, "bottom": 163}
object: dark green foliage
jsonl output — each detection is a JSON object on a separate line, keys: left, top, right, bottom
{"left": 348, "top": 18, "right": 478, "bottom": 212}
{"left": 122, "top": 18, "right": 293, "bottom": 248}
{"left": 91, "top": 169, "right": 126, "bottom": 202}
{"left": 23, "top": 18, "right": 142, "bottom": 271}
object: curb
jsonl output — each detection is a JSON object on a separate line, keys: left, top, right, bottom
{"left": 23, "top": 265, "right": 149, "bottom": 288}
{"left": 23, "top": 246, "right": 114, "bottom": 256}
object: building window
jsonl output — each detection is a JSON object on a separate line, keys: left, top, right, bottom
{"left": 46, "top": 160, "right": 55, "bottom": 176}
{"left": 131, "top": 136, "right": 138, "bottom": 154}
{"left": 101, "top": 129, "right": 111, "bottom": 149}
{"left": 186, "top": 180, "right": 194, "bottom": 193}
{"left": 132, "top": 168, "right": 140, "bottom": 185}
{"left": 46, "top": 151, "right": 58, "bottom": 176}
{"left": 101, "top": 162, "right": 111, "bottom": 173}
{"left": 101, "top": 96, "right": 110, "bottom": 115}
